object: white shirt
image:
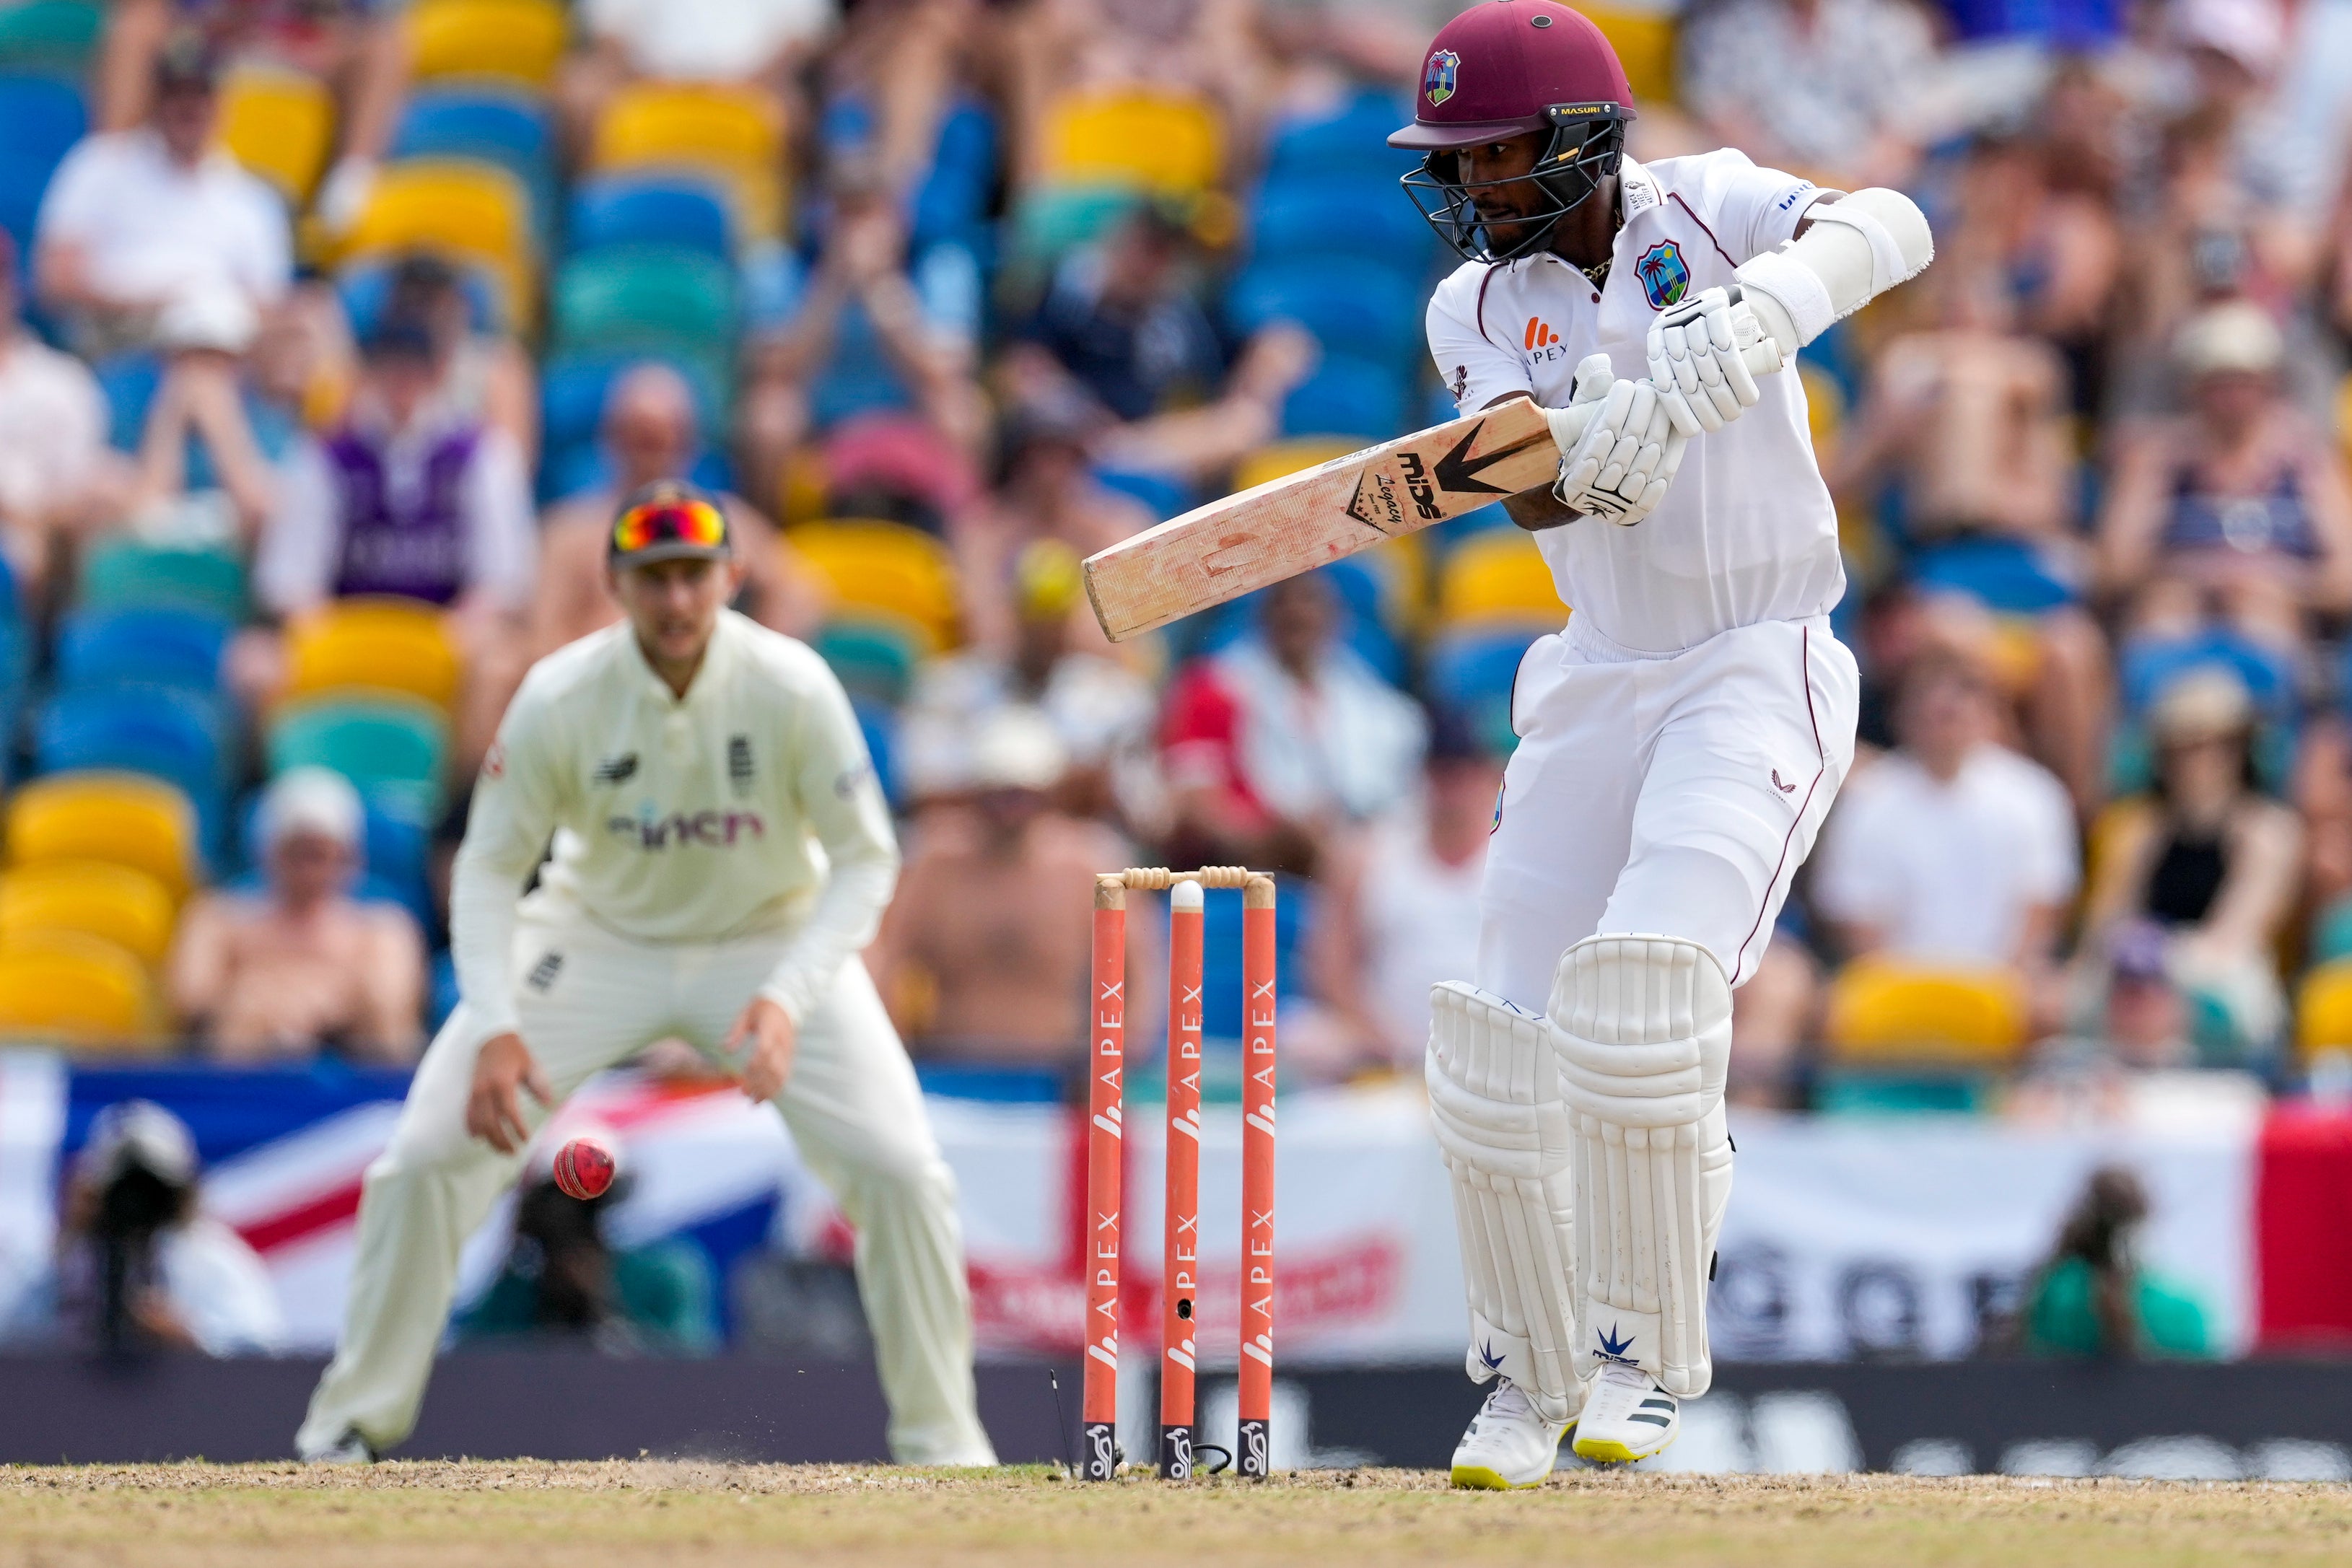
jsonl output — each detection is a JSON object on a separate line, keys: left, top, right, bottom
{"left": 1812, "top": 743, "right": 2079, "bottom": 964}
{"left": 582, "top": 0, "right": 834, "bottom": 78}
{"left": 1358, "top": 810, "right": 1485, "bottom": 1066}
{"left": 1425, "top": 150, "right": 1841, "bottom": 654}
{"left": 0, "top": 332, "right": 106, "bottom": 520}
{"left": 254, "top": 412, "right": 538, "bottom": 617}
{"left": 35, "top": 130, "right": 291, "bottom": 310}
{"left": 452, "top": 611, "right": 899, "bottom": 1041}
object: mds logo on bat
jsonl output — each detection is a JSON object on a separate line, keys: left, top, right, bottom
{"left": 1395, "top": 451, "right": 1445, "bottom": 521}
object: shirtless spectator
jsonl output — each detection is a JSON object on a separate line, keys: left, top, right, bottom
{"left": 952, "top": 408, "right": 1153, "bottom": 657}
{"left": 867, "top": 706, "right": 1136, "bottom": 1074}
{"left": 533, "top": 362, "right": 823, "bottom": 657}
{"left": 2096, "top": 301, "right": 2352, "bottom": 649}
{"left": 1829, "top": 263, "right": 2110, "bottom": 810}
{"left": 168, "top": 768, "right": 427, "bottom": 1064}
{"left": 1308, "top": 711, "right": 1499, "bottom": 1074}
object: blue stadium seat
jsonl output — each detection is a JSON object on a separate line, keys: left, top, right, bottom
{"left": 568, "top": 174, "right": 733, "bottom": 260}
{"left": 35, "top": 685, "right": 227, "bottom": 844}
{"left": 1090, "top": 466, "right": 1192, "bottom": 523}
{"left": 1429, "top": 627, "right": 1538, "bottom": 750}
{"left": 1282, "top": 354, "right": 1408, "bottom": 440}
{"left": 1251, "top": 183, "right": 1431, "bottom": 271}
{"left": 55, "top": 607, "right": 232, "bottom": 694}
{"left": 1262, "top": 92, "right": 1419, "bottom": 186}
{"left": 0, "top": 71, "right": 85, "bottom": 272}
{"left": 93, "top": 353, "right": 160, "bottom": 451}
{"left": 1230, "top": 258, "right": 1423, "bottom": 364}
{"left": 909, "top": 99, "right": 998, "bottom": 250}
{"left": 392, "top": 87, "right": 556, "bottom": 238}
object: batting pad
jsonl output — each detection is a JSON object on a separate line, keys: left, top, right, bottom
{"left": 1425, "top": 981, "right": 1581, "bottom": 1424}
{"left": 1547, "top": 934, "right": 1734, "bottom": 1398}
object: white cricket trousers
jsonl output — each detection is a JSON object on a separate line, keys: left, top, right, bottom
{"left": 296, "top": 903, "right": 995, "bottom": 1466}
{"left": 1479, "top": 613, "right": 1860, "bottom": 1012}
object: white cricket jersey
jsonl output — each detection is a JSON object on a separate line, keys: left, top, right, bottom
{"left": 1425, "top": 149, "right": 1842, "bottom": 654}
{"left": 449, "top": 609, "right": 899, "bottom": 1042}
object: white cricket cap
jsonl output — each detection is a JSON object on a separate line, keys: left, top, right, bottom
{"left": 969, "top": 705, "right": 1067, "bottom": 792}
{"left": 258, "top": 766, "right": 365, "bottom": 852}
{"left": 2174, "top": 300, "right": 2283, "bottom": 377}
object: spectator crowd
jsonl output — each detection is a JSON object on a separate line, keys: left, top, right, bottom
{"left": 0, "top": 0, "right": 2350, "bottom": 1134}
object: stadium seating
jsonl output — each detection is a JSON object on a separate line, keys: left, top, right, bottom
{"left": 551, "top": 244, "right": 736, "bottom": 360}
{"left": 1228, "top": 258, "right": 1424, "bottom": 366}
{"left": 54, "top": 606, "right": 231, "bottom": 695}
{"left": 1281, "top": 357, "right": 1409, "bottom": 442}
{"left": 336, "top": 253, "right": 504, "bottom": 337}
{"left": 2296, "top": 960, "right": 2352, "bottom": 1065}
{"left": 0, "top": 69, "right": 87, "bottom": 266}
{"left": 790, "top": 520, "right": 961, "bottom": 654}
{"left": 0, "top": 929, "right": 162, "bottom": 1048}
{"left": 282, "top": 598, "right": 464, "bottom": 712}
{"left": 817, "top": 618, "right": 923, "bottom": 709}
{"left": 1230, "top": 438, "right": 1361, "bottom": 494}
{"left": 1249, "top": 185, "right": 1431, "bottom": 272}
{"left": 1429, "top": 628, "right": 1537, "bottom": 748}
{"left": 6, "top": 772, "right": 199, "bottom": 897}
{"left": 1262, "top": 93, "right": 1419, "bottom": 187}
{"left": 0, "top": 860, "right": 177, "bottom": 968}
{"left": 568, "top": 175, "right": 733, "bottom": 261}
{"left": 341, "top": 159, "right": 537, "bottom": 325}
{"left": 0, "top": 1, "right": 102, "bottom": 76}
{"left": 1581, "top": 4, "right": 1679, "bottom": 105}
{"left": 1818, "top": 958, "right": 2029, "bottom": 1113}
{"left": 590, "top": 83, "right": 786, "bottom": 238}
{"left": 267, "top": 696, "right": 450, "bottom": 822}
{"left": 1040, "top": 89, "right": 1222, "bottom": 193}
{"left": 406, "top": 0, "right": 569, "bottom": 89}
{"left": 218, "top": 66, "right": 336, "bottom": 206}
{"left": 33, "top": 687, "right": 227, "bottom": 847}
{"left": 77, "top": 540, "right": 247, "bottom": 623}
{"left": 392, "top": 86, "right": 556, "bottom": 242}
{"left": 1435, "top": 532, "right": 1569, "bottom": 629}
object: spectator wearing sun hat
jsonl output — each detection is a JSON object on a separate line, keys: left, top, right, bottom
{"left": 167, "top": 766, "right": 428, "bottom": 1065}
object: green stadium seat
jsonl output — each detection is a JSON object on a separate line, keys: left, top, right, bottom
{"left": 267, "top": 696, "right": 450, "bottom": 823}
{"left": 78, "top": 540, "right": 247, "bottom": 622}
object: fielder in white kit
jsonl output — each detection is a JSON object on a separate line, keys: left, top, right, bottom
{"left": 1390, "top": 1, "right": 1931, "bottom": 1484}
{"left": 297, "top": 482, "right": 997, "bottom": 1467}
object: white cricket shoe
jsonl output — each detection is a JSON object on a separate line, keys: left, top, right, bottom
{"left": 300, "top": 1429, "right": 377, "bottom": 1466}
{"left": 1571, "top": 1363, "right": 1679, "bottom": 1464}
{"left": 1450, "top": 1379, "right": 1574, "bottom": 1490}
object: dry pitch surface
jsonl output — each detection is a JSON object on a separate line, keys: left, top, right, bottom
{"left": 4, "top": 1461, "right": 2351, "bottom": 1567}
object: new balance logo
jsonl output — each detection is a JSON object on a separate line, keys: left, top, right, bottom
{"left": 593, "top": 753, "right": 638, "bottom": 784}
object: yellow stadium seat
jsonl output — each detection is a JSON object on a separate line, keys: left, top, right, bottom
{"left": 6, "top": 774, "right": 198, "bottom": 898}
{"left": 1041, "top": 90, "right": 1222, "bottom": 193}
{"left": 590, "top": 84, "right": 786, "bottom": 237}
{"left": 2295, "top": 960, "right": 2352, "bottom": 1063}
{"left": 284, "top": 597, "right": 464, "bottom": 712}
{"left": 1581, "top": 5, "right": 1678, "bottom": 106}
{"left": 1435, "top": 531, "right": 1568, "bottom": 628}
{"left": 1230, "top": 438, "right": 1362, "bottom": 494}
{"left": 790, "top": 520, "right": 960, "bottom": 653}
{"left": 0, "top": 931, "right": 162, "bottom": 1049}
{"left": 407, "top": 0, "right": 569, "bottom": 88}
{"left": 1824, "top": 958, "right": 2029, "bottom": 1066}
{"left": 0, "top": 862, "right": 177, "bottom": 969}
{"left": 219, "top": 66, "right": 336, "bottom": 205}
{"left": 340, "top": 159, "right": 535, "bottom": 324}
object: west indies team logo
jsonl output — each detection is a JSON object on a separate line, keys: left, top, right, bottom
{"left": 1424, "top": 49, "right": 1459, "bottom": 106}
{"left": 1636, "top": 240, "right": 1690, "bottom": 310}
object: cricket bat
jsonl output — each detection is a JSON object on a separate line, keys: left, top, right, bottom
{"left": 1081, "top": 397, "right": 1560, "bottom": 642}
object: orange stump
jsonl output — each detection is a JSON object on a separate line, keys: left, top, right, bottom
{"left": 1082, "top": 880, "right": 1127, "bottom": 1481}
{"left": 1237, "top": 877, "right": 1278, "bottom": 1477}
{"left": 1159, "top": 880, "right": 1205, "bottom": 1479}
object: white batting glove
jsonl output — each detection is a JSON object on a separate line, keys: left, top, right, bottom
{"left": 1547, "top": 354, "right": 1687, "bottom": 527}
{"left": 1647, "top": 286, "right": 1768, "bottom": 437}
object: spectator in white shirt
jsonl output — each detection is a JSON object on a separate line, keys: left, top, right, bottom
{"left": 1815, "top": 650, "right": 2081, "bottom": 980}
{"left": 33, "top": 32, "right": 291, "bottom": 356}
{"left": 1677, "top": 0, "right": 1936, "bottom": 193}
{"left": 0, "top": 233, "right": 122, "bottom": 585}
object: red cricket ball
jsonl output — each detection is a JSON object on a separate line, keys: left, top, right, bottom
{"left": 551, "top": 1135, "right": 617, "bottom": 1201}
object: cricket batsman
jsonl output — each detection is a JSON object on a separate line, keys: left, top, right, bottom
{"left": 1394, "top": 1, "right": 1931, "bottom": 1484}
{"left": 297, "top": 482, "right": 997, "bottom": 1467}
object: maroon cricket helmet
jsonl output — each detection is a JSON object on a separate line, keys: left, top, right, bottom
{"left": 1390, "top": 0, "right": 1637, "bottom": 152}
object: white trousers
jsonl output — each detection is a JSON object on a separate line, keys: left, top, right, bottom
{"left": 1478, "top": 614, "right": 1860, "bottom": 1013}
{"left": 296, "top": 904, "right": 995, "bottom": 1466}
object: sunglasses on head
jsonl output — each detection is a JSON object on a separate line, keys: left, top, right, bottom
{"left": 611, "top": 496, "right": 726, "bottom": 556}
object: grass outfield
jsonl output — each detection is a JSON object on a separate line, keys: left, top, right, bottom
{"left": 4, "top": 1462, "right": 2351, "bottom": 1567}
